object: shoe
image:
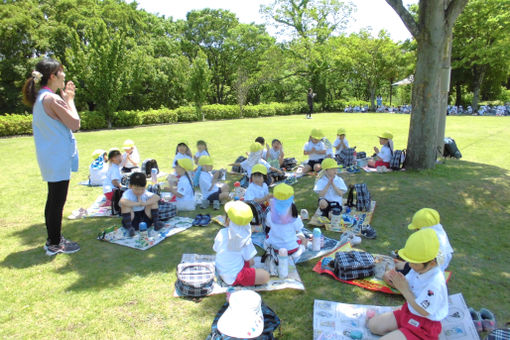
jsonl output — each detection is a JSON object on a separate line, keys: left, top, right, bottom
{"left": 480, "top": 308, "right": 496, "bottom": 332}
{"left": 213, "top": 200, "right": 221, "bottom": 210}
{"left": 154, "top": 221, "right": 165, "bottom": 231}
{"left": 300, "top": 209, "right": 309, "bottom": 220}
{"left": 469, "top": 307, "right": 483, "bottom": 333}
{"left": 44, "top": 237, "right": 80, "bottom": 256}
{"left": 200, "top": 199, "right": 209, "bottom": 209}
{"left": 199, "top": 214, "right": 211, "bottom": 226}
{"left": 127, "top": 227, "right": 136, "bottom": 237}
{"left": 340, "top": 231, "right": 362, "bottom": 246}
{"left": 360, "top": 224, "right": 377, "bottom": 239}
{"left": 376, "top": 166, "right": 382, "bottom": 173}
{"left": 192, "top": 214, "right": 203, "bottom": 226}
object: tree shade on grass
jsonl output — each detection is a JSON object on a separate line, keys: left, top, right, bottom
{"left": 0, "top": 113, "right": 509, "bottom": 339}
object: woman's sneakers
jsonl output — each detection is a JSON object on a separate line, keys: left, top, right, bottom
{"left": 480, "top": 308, "right": 497, "bottom": 332}
{"left": 44, "top": 237, "right": 80, "bottom": 256}
{"left": 469, "top": 307, "right": 483, "bottom": 333}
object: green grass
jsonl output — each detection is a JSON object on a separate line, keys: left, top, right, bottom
{"left": 0, "top": 113, "right": 509, "bottom": 339}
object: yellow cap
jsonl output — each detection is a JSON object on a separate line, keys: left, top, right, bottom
{"left": 398, "top": 228, "right": 439, "bottom": 263}
{"left": 310, "top": 128, "right": 325, "bottom": 140}
{"left": 408, "top": 208, "right": 440, "bottom": 230}
{"left": 273, "top": 183, "right": 294, "bottom": 201}
{"left": 198, "top": 155, "right": 213, "bottom": 166}
{"left": 249, "top": 142, "right": 263, "bottom": 153}
{"left": 251, "top": 164, "right": 267, "bottom": 175}
{"left": 122, "top": 139, "right": 135, "bottom": 149}
{"left": 337, "top": 128, "right": 346, "bottom": 135}
{"left": 92, "top": 149, "right": 106, "bottom": 160}
{"left": 321, "top": 158, "right": 339, "bottom": 170}
{"left": 225, "top": 201, "right": 253, "bottom": 226}
{"left": 378, "top": 131, "right": 393, "bottom": 140}
{"left": 177, "top": 158, "right": 193, "bottom": 171}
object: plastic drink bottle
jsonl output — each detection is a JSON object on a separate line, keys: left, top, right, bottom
{"left": 312, "top": 228, "right": 322, "bottom": 251}
{"left": 234, "top": 181, "right": 242, "bottom": 198}
{"left": 151, "top": 168, "right": 158, "bottom": 184}
{"left": 278, "top": 248, "right": 289, "bottom": 278}
{"left": 139, "top": 222, "right": 148, "bottom": 239}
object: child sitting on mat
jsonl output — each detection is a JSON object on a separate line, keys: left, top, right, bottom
{"left": 193, "top": 140, "right": 210, "bottom": 165}
{"left": 89, "top": 149, "right": 108, "bottom": 186}
{"left": 168, "top": 158, "right": 196, "bottom": 211}
{"left": 302, "top": 128, "right": 327, "bottom": 174}
{"left": 120, "top": 172, "right": 164, "bottom": 237}
{"left": 172, "top": 142, "right": 193, "bottom": 168}
{"left": 198, "top": 156, "right": 229, "bottom": 208}
{"left": 102, "top": 148, "right": 123, "bottom": 206}
{"left": 214, "top": 201, "right": 270, "bottom": 286}
{"left": 368, "top": 228, "right": 448, "bottom": 340}
{"left": 313, "top": 158, "right": 347, "bottom": 218}
{"left": 244, "top": 164, "right": 271, "bottom": 229}
{"left": 266, "top": 139, "right": 284, "bottom": 168}
{"left": 367, "top": 131, "right": 393, "bottom": 169}
{"left": 264, "top": 184, "right": 307, "bottom": 260}
{"left": 333, "top": 128, "right": 349, "bottom": 161}
{"left": 120, "top": 139, "right": 140, "bottom": 173}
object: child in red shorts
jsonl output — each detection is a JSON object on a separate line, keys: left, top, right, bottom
{"left": 368, "top": 228, "right": 448, "bottom": 340}
{"left": 213, "top": 201, "right": 270, "bottom": 286}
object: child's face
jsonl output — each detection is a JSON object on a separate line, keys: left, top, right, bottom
{"left": 326, "top": 168, "right": 337, "bottom": 178}
{"left": 177, "top": 145, "right": 188, "bottom": 154}
{"left": 310, "top": 138, "right": 320, "bottom": 144}
{"left": 252, "top": 173, "right": 264, "bottom": 185}
{"left": 111, "top": 154, "right": 122, "bottom": 165}
{"left": 272, "top": 141, "right": 281, "bottom": 150}
{"left": 175, "top": 165, "right": 185, "bottom": 176}
{"left": 379, "top": 137, "right": 387, "bottom": 145}
{"left": 125, "top": 147, "right": 133, "bottom": 154}
{"left": 203, "top": 165, "right": 213, "bottom": 172}
{"left": 129, "top": 185, "right": 145, "bottom": 197}
{"left": 197, "top": 144, "right": 206, "bottom": 152}
{"left": 338, "top": 134, "right": 345, "bottom": 140}
{"left": 409, "top": 261, "right": 436, "bottom": 274}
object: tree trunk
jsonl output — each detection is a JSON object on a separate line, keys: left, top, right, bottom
{"left": 471, "top": 65, "right": 486, "bottom": 112}
{"left": 369, "top": 86, "right": 376, "bottom": 111}
{"left": 406, "top": 4, "right": 450, "bottom": 170}
{"left": 436, "top": 38, "right": 452, "bottom": 159}
{"left": 455, "top": 82, "right": 462, "bottom": 106}
{"left": 389, "top": 80, "right": 393, "bottom": 106}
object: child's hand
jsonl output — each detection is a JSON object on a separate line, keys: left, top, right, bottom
{"left": 374, "top": 146, "right": 379, "bottom": 153}
{"left": 387, "top": 270, "right": 408, "bottom": 292}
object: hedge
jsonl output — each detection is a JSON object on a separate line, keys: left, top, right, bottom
{"left": 0, "top": 101, "right": 337, "bottom": 137}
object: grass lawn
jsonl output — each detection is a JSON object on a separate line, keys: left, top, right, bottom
{"left": 0, "top": 113, "right": 509, "bottom": 339}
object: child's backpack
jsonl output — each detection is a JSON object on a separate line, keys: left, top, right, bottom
{"left": 110, "top": 187, "right": 124, "bottom": 216}
{"left": 175, "top": 262, "right": 215, "bottom": 298}
{"left": 389, "top": 149, "right": 406, "bottom": 170}
{"left": 206, "top": 301, "right": 281, "bottom": 340}
{"left": 443, "top": 137, "right": 462, "bottom": 159}
{"left": 281, "top": 157, "right": 297, "bottom": 170}
{"left": 346, "top": 183, "right": 371, "bottom": 212}
{"left": 340, "top": 147, "right": 356, "bottom": 167}
{"left": 231, "top": 156, "right": 247, "bottom": 173}
{"left": 141, "top": 159, "right": 159, "bottom": 177}
{"left": 158, "top": 200, "right": 176, "bottom": 221}
{"left": 330, "top": 250, "right": 375, "bottom": 280}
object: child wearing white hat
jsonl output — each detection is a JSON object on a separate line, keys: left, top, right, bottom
{"left": 120, "top": 139, "right": 140, "bottom": 173}
{"left": 89, "top": 149, "right": 108, "bottom": 186}
{"left": 213, "top": 201, "right": 270, "bottom": 286}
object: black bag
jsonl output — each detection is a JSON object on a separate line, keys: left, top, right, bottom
{"left": 158, "top": 200, "right": 176, "bottom": 221}
{"left": 340, "top": 148, "right": 356, "bottom": 167}
{"left": 331, "top": 251, "right": 375, "bottom": 280}
{"left": 206, "top": 301, "right": 281, "bottom": 340}
{"left": 356, "top": 151, "right": 366, "bottom": 159}
{"left": 110, "top": 187, "right": 124, "bottom": 216}
{"left": 389, "top": 149, "right": 406, "bottom": 170}
{"left": 346, "top": 183, "right": 371, "bottom": 212}
{"left": 141, "top": 158, "right": 159, "bottom": 177}
{"left": 175, "top": 262, "right": 215, "bottom": 298}
{"left": 443, "top": 137, "right": 462, "bottom": 159}
{"left": 281, "top": 157, "right": 297, "bottom": 170}
{"left": 231, "top": 156, "right": 247, "bottom": 173}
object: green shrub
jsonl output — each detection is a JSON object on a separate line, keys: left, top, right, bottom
{"left": 241, "top": 105, "right": 260, "bottom": 118}
{"left": 113, "top": 110, "right": 142, "bottom": 127}
{"left": 176, "top": 106, "right": 199, "bottom": 122}
{"left": 139, "top": 108, "right": 178, "bottom": 125}
{"left": 0, "top": 114, "right": 32, "bottom": 136}
{"left": 80, "top": 111, "right": 108, "bottom": 130}
{"left": 325, "top": 100, "right": 347, "bottom": 112}
{"left": 202, "top": 104, "right": 240, "bottom": 120}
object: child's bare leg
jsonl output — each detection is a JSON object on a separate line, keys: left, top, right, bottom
{"left": 379, "top": 330, "right": 407, "bottom": 340}
{"left": 254, "top": 269, "right": 270, "bottom": 285}
{"left": 368, "top": 311, "right": 399, "bottom": 336}
{"left": 318, "top": 199, "right": 328, "bottom": 215}
{"left": 302, "top": 164, "right": 312, "bottom": 173}
{"left": 368, "top": 159, "right": 377, "bottom": 167}
{"left": 313, "top": 163, "right": 322, "bottom": 172}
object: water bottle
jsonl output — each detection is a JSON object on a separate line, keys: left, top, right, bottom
{"left": 234, "top": 181, "right": 242, "bottom": 198}
{"left": 312, "top": 228, "right": 322, "bottom": 251}
{"left": 151, "top": 168, "right": 158, "bottom": 184}
{"left": 139, "top": 222, "right": 148, "bottom": 239}
{"left": 330, "top": 207, "right": 342, "bottom": 228}
{"left": 278, "top": 248, "right": 289, "bottom": 278}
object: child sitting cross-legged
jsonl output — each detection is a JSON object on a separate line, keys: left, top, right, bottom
{"left": 368, "top": 228, "right": 448, "bottom": 340}
{"left": 119, "top": 172, "right": 165, "bottom": 237}
{"left": 213, "top": 201, "right": 270, "bottom": 286}
{"left": 168, "top": 158, "right": 196, "bottom": 211}
{"left": 198, "top": 156, "right": 229, "bottom": 209}
{"left": 313, "top": 158, "right": 347, "bottom": 219}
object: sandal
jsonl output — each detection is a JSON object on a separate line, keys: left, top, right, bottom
{"left": 480, "top": 308, "right": 497, "bottom": 332}
{"left": 469, "top": 307, "right": 483, "bottom": 333}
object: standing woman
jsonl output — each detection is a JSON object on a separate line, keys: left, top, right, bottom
{"left": 306, "top": 88, "right": 316, "bottom": 119}
{"left": 22, "top": 58, "right": 81, "bottom": 256}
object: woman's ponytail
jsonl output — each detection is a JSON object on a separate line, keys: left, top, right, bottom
{"left": 21, "top": 58, "right": 63, "bottom": 108}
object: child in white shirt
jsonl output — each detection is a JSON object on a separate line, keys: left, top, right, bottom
{"left": 368, "top": 131, "right": 393, "bottom": 169}
{"left": 172, "top": 142, "right": 193, "bottom": 168}
{"left": 89, "top": 149, "right": 108, "bottom": 186}
{"left": 102, "top": 149, "right": 123, "bottom": 205}
{"left": 302, "top": 128, "right": 327, "bottom": 173}
{"left": 333, "top": 128, "right": 349, "bottom": 156}
{"left": 313, "top": 158, "right": 347, "bottom": 218}
{"left": 369, "top": 229, "right": 448, "bottom": 340}
{"left": 244, "top": 164, "right": 271, "bottom": 228}
{"left": 267, "top": 139, "right": 284, "bottom": 168}
{"left": 213, "top": 201, "right": 270, "bottom": 286}
{"left": 265, "top": 184, "right": 307, "bottom": 261}
{"left": 198, "top": 156, "right": 229, "bottom": 204}
{"left": 169, "top": 158, "right": 196, "bottom": 211}
{"left": 193, "top": 140, "right": 210, "bottom": 165}
{"left": 120, "top": 139, "right": 140, "bottom": 173}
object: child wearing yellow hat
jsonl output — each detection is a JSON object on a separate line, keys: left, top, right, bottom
{"left": 243, "top": 164, "right": 271, "bottom": 229}
{"left": 198, "top": 156, "right": 229, "bottom": 209}
{"left": 120, "top": 139, "right": 140, "bottom": 173}
{"left": 313, "top": 158, "right": 348, "bottom": 218}
{"left": 367, "top": 131, "right": 393, "bottom": 170}
{"left": 213, "top": 201, "right": 270, "bottom": 286}
{"left": 265, "top": 184, "right": 307, "bottom": 260}
{"left": 168, "top": 158, "right": 196, "bottom": 211}
{"left": 302, "top": 128, "right": 327, "bottom": 174}
{"left": 368, "top": 228, "right": 448, "bottom": 340}
{"left": 231, "top": 143, "right": 283, "bottom": 186}
{"left": 89, "top": 149, "right": 108, "bottom": 186}
{"left": 332, "top": 128, "right": 349, "bottom": 159}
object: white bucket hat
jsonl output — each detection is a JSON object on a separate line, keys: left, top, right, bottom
{"left": 217, "top": 290, "right": 264, "bottom": 338}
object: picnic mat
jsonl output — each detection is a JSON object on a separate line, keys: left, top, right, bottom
{"left": 68, "top": 195, "right": 113, "bottom": 219}
{"left": 78, "top": 171, "right": 169, "bottom": 186}
{"left": 313, "top": 293, "right": 478, "bottom": 340}
{"left": 97, "top": 216, "right": 193, "bottom": 250}
{"left": 251, "top": 228, "right": 341, "bottom": 264}
{"left": 312, "top": 243, "right": 451, "bottom": 295}
{"left": 173, "top": 253, "right": 305, "bottom": 297}
{"left": 308, "top": 200, "right": 376, "bottom": 233}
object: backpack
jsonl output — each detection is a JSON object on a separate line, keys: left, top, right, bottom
{"left": 281, "top": 157, "right": 297, "bottom": 170}
{"left": 346, "top": 183, "right": 371, "bottom": 212}
{"left": 206, "top": 301, "right": 281, "bottom": 340}
{"left": 330, "top": 251, "right": 375, "bottom": 280}
{"left": 141, "top": 159, "right": 159, "bottom": 177}
{"left": 110, "top": 187, "right": 124, "bottom": 216}
{"left": 175, "top": 262, "right": 215, "bottom": 298}
{"left": 340, "top": 148, "right": 356, "bottom": 167}
{"left": 356, "top": 151, "right": 366, "bottom": 159}
{"left": 231, "top": 156, "right": 247, "bottom": 173}
{"left": 443, "top": 137, "right": 462, "bottom": 159}
{"left": 485, "top": 325, "right": 510, "bottom": 340}
{"left": 158, "top": 200, "right": 176, "bottom": 221}
{"left": 389, "top": 149, "right": 406, "bottom": 170}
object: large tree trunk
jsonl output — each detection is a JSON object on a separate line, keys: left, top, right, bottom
{"left": 436, "top": 39, "right": 452, "bottom": 159}
{"left": 471, "top": 65, "right": 486, "bottom": 112}
{"left": 369, "top": 85, "right": 376, "bottom": 111}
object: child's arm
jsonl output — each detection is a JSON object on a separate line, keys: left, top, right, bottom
{"left": 331, "top": 180, "right": 345, "bottom": 196}
{"left": 318, "top": 181, "right": 331, "bottom": 197}
{"left": 387, "top": 270, "right": 430, "bottom": 317}
{"left": 278, "top": 151, "right": 284, "bottom": 165}
{"left": 169, "top": 186, "right": 183, "bottom": 198}
{"left": 112, "top": 179, "right": 121, "bottom": 189}
{"left": 269, "top": 166, "right": 284, "bottom": 174}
